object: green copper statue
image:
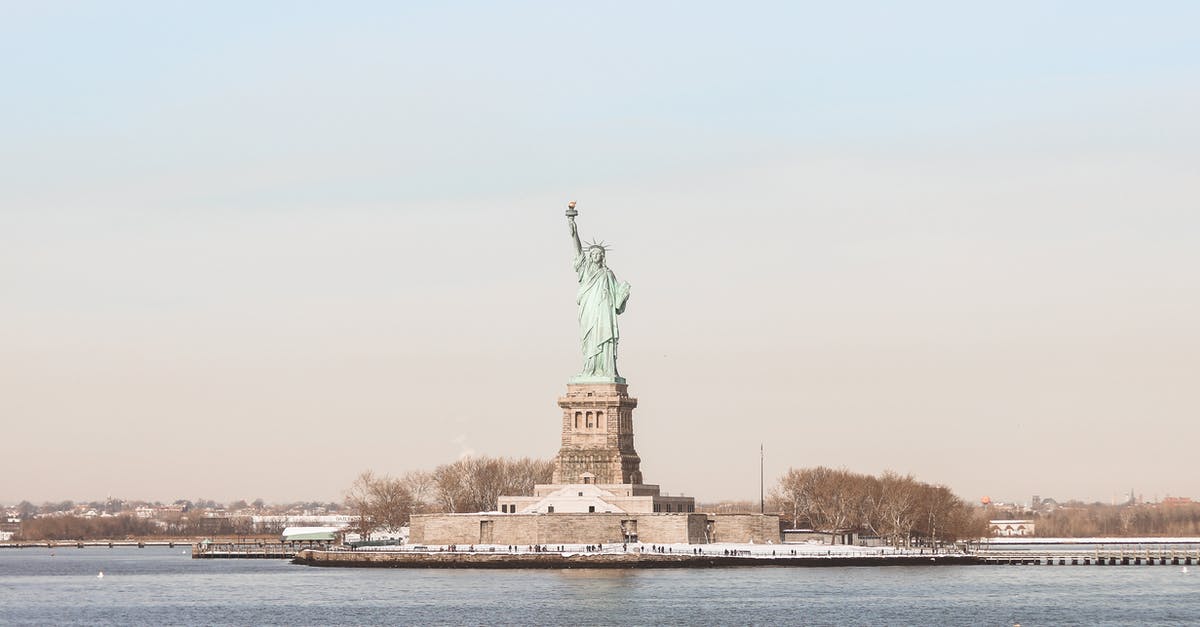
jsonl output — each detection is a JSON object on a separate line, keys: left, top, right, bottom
{"left": 567, "top": 201, "right": 631, "bottom": 383}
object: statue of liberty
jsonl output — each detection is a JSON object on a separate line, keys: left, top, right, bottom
{"left": 566, "top": 201, "right": 630, "bottom": 383}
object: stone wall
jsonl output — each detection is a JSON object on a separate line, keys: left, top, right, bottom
{"left": 411, "top": 512, "right": 778, "bottom": 545}
{"left": 708, "top": 514, "right": 781, "bottom": 544}
{"left": 294, "top": 549, "right": 985, "bottom": 568}
{"left": 411, "top": 513, "right": 708, "bottom": 545}
{"left": 628, "top": 514, "right": 706, "bottom": 544}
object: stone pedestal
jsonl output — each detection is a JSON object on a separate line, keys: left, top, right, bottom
{"left": 495, "top": 380, "right": 698, "bottom": 518}
{"left": 551, "top": 382, "right": 643, "bottom": 485}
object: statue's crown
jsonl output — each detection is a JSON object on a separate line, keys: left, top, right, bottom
{"left": 585, "top": 239, "right": 610, "bottom": 252}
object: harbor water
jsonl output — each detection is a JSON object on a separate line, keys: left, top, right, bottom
{"left": 3, "top": 546, "right": 1199, "bottom": 625}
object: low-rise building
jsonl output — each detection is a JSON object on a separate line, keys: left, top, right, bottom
{"left": 988, "top": 519, "right": 1035, "bottom": 537}
{"left": 251, "top": 515, "right": 356, "bottom": 534}
{"left": 782, "top": 529, "right": 857, "bottom": 545}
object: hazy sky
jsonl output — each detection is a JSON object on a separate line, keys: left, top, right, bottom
{"left": 2, "top": 2, "right": 1197, "bottom": 507}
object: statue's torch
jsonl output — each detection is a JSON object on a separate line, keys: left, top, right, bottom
{"left": 565, "top": 200, "right": 578, "bottom": 220}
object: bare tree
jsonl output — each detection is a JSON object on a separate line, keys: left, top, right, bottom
{"left": 346, "top": 471, "right": 416, "bottom": 538}
{"left": 431, "top": 456, "right": 553, "bottom": 513}
{"left": 771, "top": 466, "right": 981, "bottom": 547}
{"left": 345, "top": 457, "right": 553, "bottom": 536}
{"left": 345, "top": 470, "right": 380, "bottom": 538}
{"left": 808, "top": 467, "right": 865, "bottom": 532}
{"left": 856, "top": 475, "right": 885, "bottom": 538}
{"left": 914, "top": 484, "right": 956, "bottom": 547}
{"left": 877, "top": 472, "right": 920, "bottom": 547}
{"left": 402, "top": 470, "right": 437, "bottom": 514}
{"left": 773, "top": 466, "right": 869, "bottom": 531}
{"left": 369, "top": 475, "right": 415, "bottom": 530}
{"left": 772, "top": 467, "right": 816, "bottom": 528}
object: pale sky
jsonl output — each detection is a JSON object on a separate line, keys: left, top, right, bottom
{"left": 2, "top": 2, "right": 1197, "bottom": 507}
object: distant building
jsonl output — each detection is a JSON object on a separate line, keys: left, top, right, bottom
{"left": 281, "top": 527, "right": 343, "bottom": 544}
{"left": 782, "top": 529, "right": 857, "bottom": 545}
{"left": 0, "top": 515, "right": 20, "bottom": 541}
{"left": 135, "top": 506, "right": 185, "bottom": 520}
{"left": 1031, "top": 496, "right": 1059, "bottom": 513}
{"left": 989, "top": 519, "right": 1035, "bottom": 537}
{"left": 251, "top": 515, "right": 355, "bottom": 534}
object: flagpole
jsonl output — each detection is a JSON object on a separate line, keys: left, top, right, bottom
{"left": 760, "top": 443, "right": 764, "bottom": 514}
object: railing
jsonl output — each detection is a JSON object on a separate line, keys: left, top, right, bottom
{"left": 976, "top": 547, "right": 1200, "bottom": 565}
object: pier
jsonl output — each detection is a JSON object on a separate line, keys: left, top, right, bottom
{"left": 191, "top": 542, "right": 304, "bottom": 559}
{"left": 1, "top": 538, "right": 319, "bottom": 560}
{"left": 977, "top": 548, "right": 1200, "bottom": 566}
{"left": 0, "top": 540, "right": 187, "bottom": 549}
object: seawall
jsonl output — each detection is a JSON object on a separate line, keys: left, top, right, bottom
{"left": 293, "top": 549, "right": 980, "bottom": 569}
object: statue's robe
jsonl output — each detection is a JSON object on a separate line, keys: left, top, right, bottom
{"left": 574, "top": 253, "right": 630, "bottom": 378}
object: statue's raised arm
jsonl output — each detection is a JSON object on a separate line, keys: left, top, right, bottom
{"left": 568, "top": 202, "right": 582, "bottom": 259}
{"left": 564, "top": 200, "right": 629, "bottom": 384}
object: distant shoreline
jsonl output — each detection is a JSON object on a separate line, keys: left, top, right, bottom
{"left": 0, "top": 536, "right": 274, "bottom": 549}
